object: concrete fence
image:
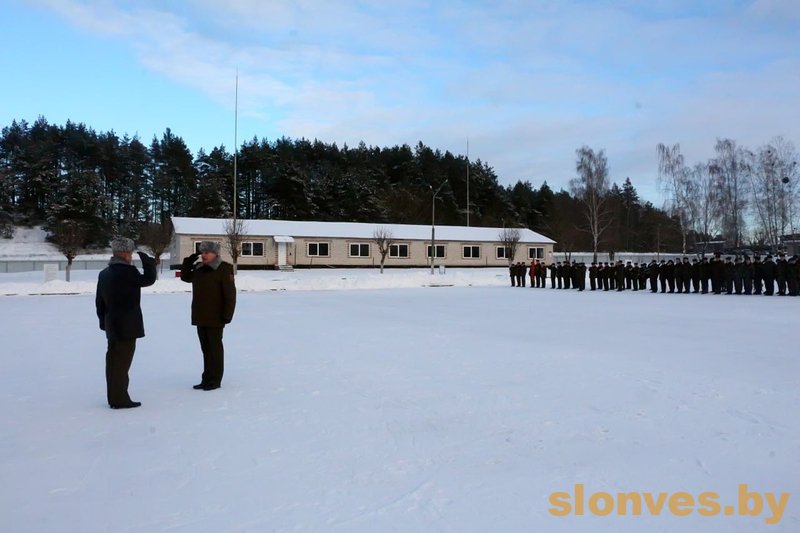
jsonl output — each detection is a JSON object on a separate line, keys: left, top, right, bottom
{"left": 551, "top": 252, "right": 695, "bottom": 264}
{"left": 0, "top": 259, "right": 145, "bottom": 273}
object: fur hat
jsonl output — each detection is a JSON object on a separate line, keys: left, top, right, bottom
{"left": 198, "top": 240, "right": 221, "bottom": 255}
{"left": 111, "top": 237, "right": 135, "bottom": 253}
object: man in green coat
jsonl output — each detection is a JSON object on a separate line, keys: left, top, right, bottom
{"left": 180, "top": 241, "right": 236, "bottom": 391}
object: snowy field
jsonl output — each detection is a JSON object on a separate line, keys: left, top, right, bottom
{"left": 1, "top": 267, "right": 798, "bottom": 532}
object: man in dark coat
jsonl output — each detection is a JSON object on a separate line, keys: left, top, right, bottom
{"left": 615, "top": 260, "right": 625, "bottom": 291}
{"left": 529, "top": 259, "right": 536, "bottom": 288}
{"left": 723, "top": 257, "right": 735, "bottom": 294}
{"left": 700, "top": 257, "right": 710, "bottom": 294}
{"left": 753, "top": 255, "right": 764, "bottom": 295}
{"left": 776, "top": 253, "right": 788, "bottom": 295}
{"left": 180, "top": 241, "right": 237, "bottom": 391}
{"left": 788, "top": 256, "right": 799, "bottom": 296}
{"left": 664, "top": 259, "right": 676, "bottom": 293}
{"left": 762, "top": 255, "right": 776, "bottom": 295}
{"left": 690, "top": 258, "right": 700, "bottom": 293}
{"left": 648, "top": 260, "right": 659, "bottom": 292}
{"left": 711, "top": 254, "right": 725, "bottom": 294}
{"left": 95, "top": 237, "right": 157, "bottom": 409}
{"left": 733, "top": 256, "right": 745, "bottom": 295}
{"left": 742, "top": 256, "right": 753, "bottom": 295}
{"left": 673, "top": 258, "right": 684, "bottom": 293}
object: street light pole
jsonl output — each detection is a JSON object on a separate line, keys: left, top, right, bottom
{"left": 430, "top": 180, "right": 447, "bottom": 275}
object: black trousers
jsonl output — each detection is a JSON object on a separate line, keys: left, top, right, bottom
{"left": 106, "top": 339, "right": 136, "bottom": 406}
{"left": 197, "top": 327, "right": 225, "bottom": 386}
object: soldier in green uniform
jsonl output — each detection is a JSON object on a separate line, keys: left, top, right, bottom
{"left": 180, "top": 241, "right": 237, "bottom": 391}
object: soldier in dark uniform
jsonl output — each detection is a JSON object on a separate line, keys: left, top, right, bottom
{"left": 518, "top": 262, "right": 526, "bottom": 287}
{"left": 576, "top": 262, "right": 586, "bottom": 291}
{"left": 733, "top": 256, "right": 744, "bottom": 294}
{"left": 622, "top": 261, "right": 631, "bottom": 290}
{"left": 788, "top": 256, "right": 799, "bottom": 296}
{"left": 555, "top": 261, "right": 564, "bottom": 289}
{"left": 776, "top": 253, "right": 788, "bottom": 295}
{"left": 658, "top": 260, "right": 667, "bottom": 293}
{"left": 569, "top": 259, "right": 586, "bottom": 290}
{"left": 564, "top": 261, "right": 573, "bottom": 289}
{"left": 690, "top": 258, "right": 701, "bottom": 293}
{"left": 742, "top": 256, "right": 753, "bottom": 295}
{"left": 752, "top": 255, "right": 763, "bottom": 295}
{"left": 723, "top": 257, "right": 734, "bottom": 294}
{"left": 509, "top": 262, "right": 516, "bottom": 286}
{"left": 613, "top": 260, "right": 624, "bottom": 291}
{"left": 606, "top": 262, "right": 615, "bottom": 290}
{"left": 548, "top": 262, "right": 557, "bottom": 288}
{"left": 711, "top": 253, "right": 724, "bottom": 294}
{"left": 762, "top": 255, "right": 776, "bottom": 295}
{"left": 680, "top": 258, "right": 691, "bottom": 293}
{"left": 638, "top": 262, "right": 648, "bottom": 290}
{"left": 673, "top": 258, "right": 683, "bottom": 293}
{"left": 631, "top": 263, "right": 639, "bottom": 291}
{"left": 528, "top": 259, "right": 536, "bottom": 288}
{"left": 665, "top": 259, "right": 677, "bottom": 292}
{"left": 588, "top": 262, "right": 597, "bottom": 290}
{"left": 648, "top": 260, "right": 659, "bottom": 292}
{"left": 602, "top": 262, "right": 611, "bottom": 291}
{"left": 700, "top": 257, "right": 710, "bottom": 294}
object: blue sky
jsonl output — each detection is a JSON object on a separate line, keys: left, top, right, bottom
{"left": 2, "top": 0, "right": 800, "bottom": 201}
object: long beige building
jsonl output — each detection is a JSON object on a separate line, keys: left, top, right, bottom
{"left": 170, "top": 217, "right": 556, "bottom": 269}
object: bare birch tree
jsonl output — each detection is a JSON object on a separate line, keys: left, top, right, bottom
{"left": 50, "top": 220, "right": 85, "bottom": 282}
{"left": 570, "top": 146, "right": 612, "bottom": 263}
{"left": 688, "top": 162, "right": 720, "bottom": 256}
{"left": 710, "top": 139, "right": 749, "bottom": 250}
{"left": 498, "top": 228, "right": 521, "bottom": 264}
{"left": 372, "top": 227, "right": 394, "bottom": 273}
{"left": 140, "top": 217, "right": 173, "bottom": 277}
{"left": 224, "top": 217, "right": 248, "bottom": 275}
{"left": 748, "top": 137, "right": 799, "bottom": 251}
{"left": 656, "top": 143, "right": 694, "bottom": 254}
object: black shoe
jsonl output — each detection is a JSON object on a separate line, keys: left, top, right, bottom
{"left": 201, "top": 384, "right": 220, "bottom": 391}
{"left": 193, "top": 383, "right": 206, "bottom": 390}
{"left": 110, "top": 401, "right": 141, "bottom": 409}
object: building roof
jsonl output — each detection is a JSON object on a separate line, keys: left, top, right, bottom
{"left": 172, "top": 217, "right": 555, "bottom": 244}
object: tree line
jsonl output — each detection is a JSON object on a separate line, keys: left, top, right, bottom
{"left": 0, "top": 117, "right": 796, "bottom": 261}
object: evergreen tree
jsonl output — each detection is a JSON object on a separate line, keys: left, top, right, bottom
{"left": 193, "top": 147, "right": 232, "bottom": 218}
{"left": 149, "top": 128, "right": 196, "bottom": 221}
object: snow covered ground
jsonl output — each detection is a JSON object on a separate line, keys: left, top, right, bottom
{"left": 1, "top": 266, "right": 798, "bottom": 532}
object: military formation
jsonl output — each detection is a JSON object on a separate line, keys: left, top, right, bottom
{"left": 510, "top": 253, "right": 800, "bottom": 296}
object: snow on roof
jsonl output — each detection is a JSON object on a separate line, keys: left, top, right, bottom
{"left": 172, "top": 217, "right": 555, "bottom": 244}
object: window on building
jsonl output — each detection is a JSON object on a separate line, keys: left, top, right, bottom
{"left": 389, "top": 244, "right": 409, "bottom": 258}
{"left": 241, "top": 242, "right": 264, "bottom": 257}
{"left": 496, "top": 246, "right": 512, "bottom": 259}
{"left": 349, "top": 243, "right": 370, "bottom": 257}
{"left": 463, "top": 245, "right": 480, "bottom": 259}
{"left": 307, "top": 242, "right": 330, "bottom": 257}
{"left": 528, "top": 247, "right": 544, "bottom": 259}
{"left": 426, "top": 244, "right": 446, "bottom": 258}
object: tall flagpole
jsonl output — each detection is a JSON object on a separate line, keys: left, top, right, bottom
{"left": 466, "top": 138, "right": 470, "bottom": 227}
{"left": 233, "top": 69, "right": 239, "bottom": 220}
